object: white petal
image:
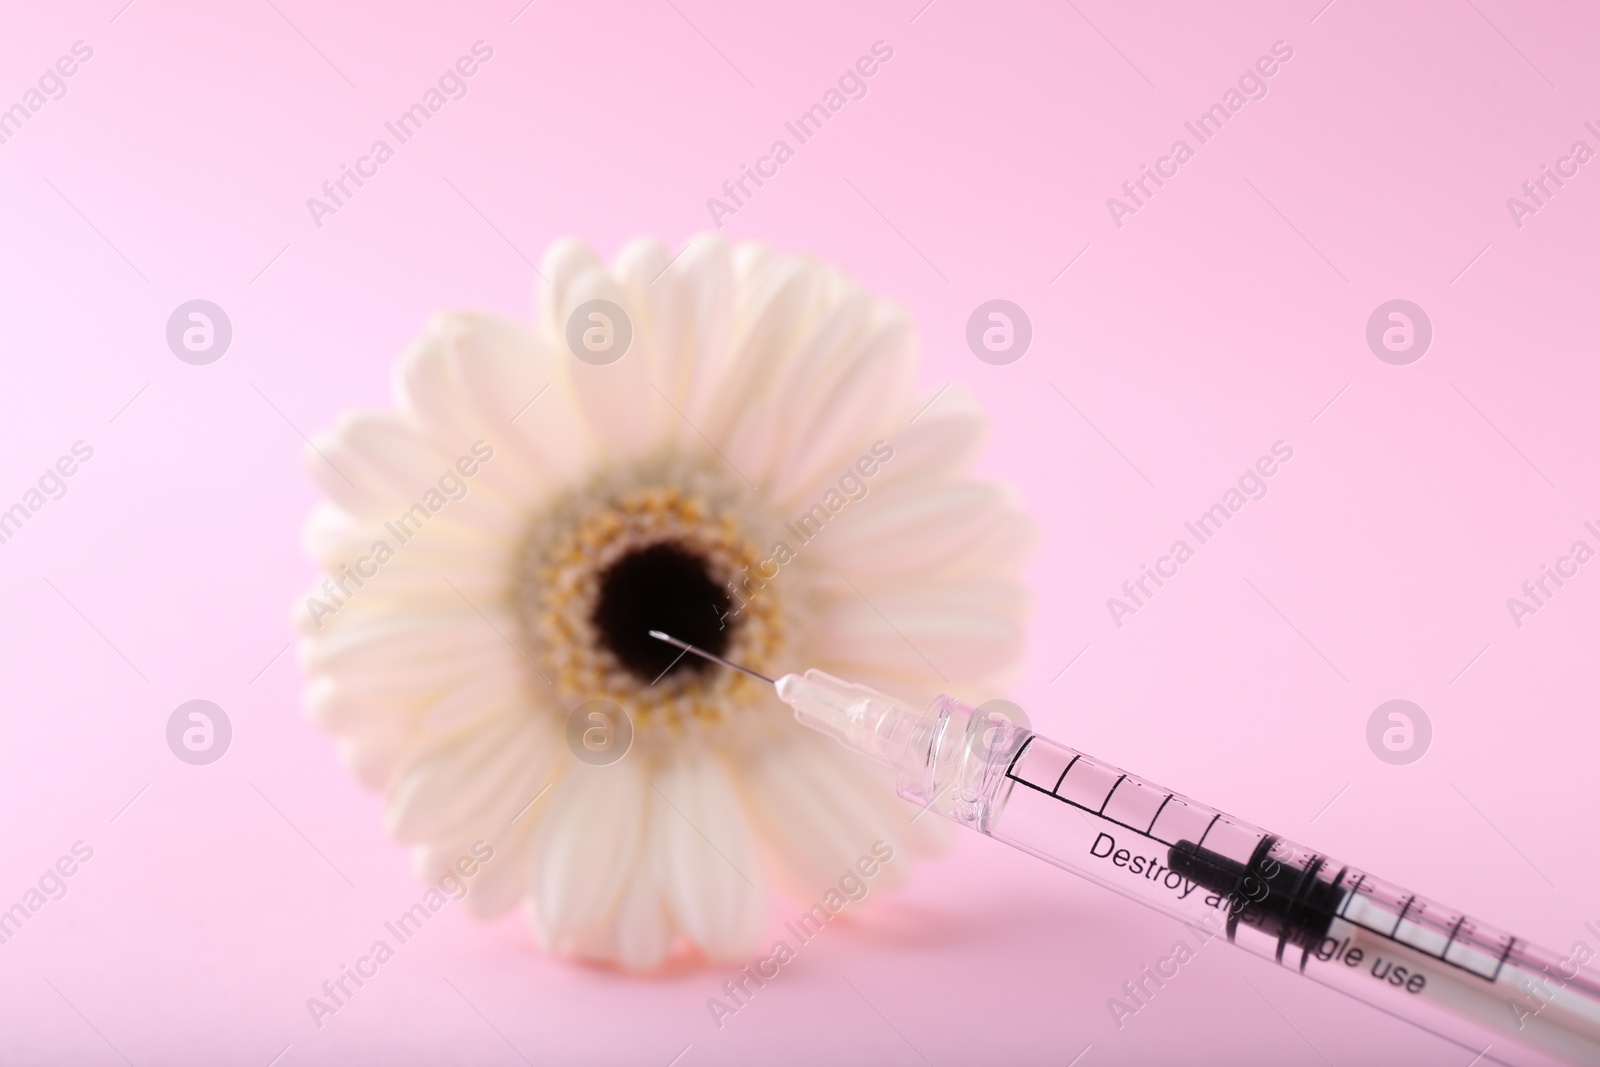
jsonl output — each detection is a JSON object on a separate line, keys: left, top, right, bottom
{"left": 612, "top": 237, "right": 685, "bottom": 390}
{"left": 302, "top": 611, "right": 494, "bottom": 678}
{"left": 657, "top": 751, "right": 766, "bottom": 960}
{"left": 702, "top": 252, "right": 827, "bottom": 448}
{"left": 301, "top": 504, "right": 381, "bottom": 567}
{"left": 307, "top": 638, "right": 509, "bottom": 698}
{"left": 526, "top": 760, "right": 644, "bottom": 951}
{"left": 453, "top": 824, "right": 537, "bottom": 919}
{"left": 873, "top": 384, "right": 988, "bottom": 486}
{"left": 392, "top": 314, "right": 484, "bottom": 448}
{"left": 763, "top": 301, "right": 918, "bottom": 508}
{"left": 739, "top": 735, "right": 942, "bottom": 899}
{"left": 809, "top": 479, "right": 1017, "bottom": 577}
{"left": 609, "top": 842, "right": 674, "bottom": 969}
{"left": 305, "top": 676, "right": 418, "bottom": 736}
{"left": 808, "top": 578, "right": 1029, "bottom": 682}
{"left": 535, "top": 238, "right": 605, "bottom": 349}
{"left": 441, "top": 311, "right": 591, "bottom": 489}
{"left": 662, "top": 234, "right": 737, "bottom": 430}
{"left": 566, "top": 792, "right": 675, "bottom": 969}
{"left": 416, "top": 660, "right": 526, "bottom": 736}
{"left": 337, "top": 731, "right": 410, "bottom": 791}
{"left": 555, "top": 265, "right": 661, "bottom": 462}
{"left": 386, "top": 713, "right": 554, "bottom": 843}
{"left": 324, "top": 411, "right": 453, "bottom": 504}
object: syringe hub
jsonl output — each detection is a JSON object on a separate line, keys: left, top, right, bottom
{"left": 773, "top": 669, "right": 930, "bottom": 771}
{"left": 775, "top": 669, "right": 892, "bottom": 742}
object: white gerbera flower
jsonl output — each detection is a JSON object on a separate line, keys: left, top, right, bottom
{"left": 295, "top": 234, "right": 1033, "bottom": 969}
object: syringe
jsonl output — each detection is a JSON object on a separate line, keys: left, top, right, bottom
{"left": 648, "top": 632, "right": 1600, "bottom": 1066}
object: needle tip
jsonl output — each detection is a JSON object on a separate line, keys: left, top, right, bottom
{"left": 644, "top": 630, "right": 776, "bottom": 685}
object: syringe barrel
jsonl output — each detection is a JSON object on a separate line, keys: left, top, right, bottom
{"left": 896, "top": 696, "right": 1600, "bottom": 1067}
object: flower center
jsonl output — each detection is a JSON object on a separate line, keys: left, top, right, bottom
{"left": 513, "top": 455, "right": 798, "bottom": 745}
{"left": 591, "top": 542, "right": 731, "bottom": 682}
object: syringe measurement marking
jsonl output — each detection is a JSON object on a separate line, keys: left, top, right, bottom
{"left": 1338, "top": 873, "right": 1369, "bottom": 919}
{"left": 1442, "top": 915, "right": 1467, "bottom": 958}
{"left": 1003, "top": 735, "right": 1035, "bottom": 780}
{"left": 1004, "top": 769, "right": 1179, "bottom": 851}
{"left": 1052, "top": 753, "right": 1081, "bottom": 795}
{"left": 1492, "top": 937, "right": 1517, "bottom": 984}
{"left": 1099, "top": 775, "right": 1128, "bottom": 815}
{"left": 1146, "top": 794, "right": 1174, "bottom": 836}
{"left": 1009, "top": 747, "right": 1242, "bottom": 859}
{"left": 1330, "top": 881, "right": 1507, "bottom": 985}
{"left": 1393, "top": 895, "right": 1416, "bottom": 937}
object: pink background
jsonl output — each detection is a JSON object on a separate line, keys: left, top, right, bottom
{"left": 2, "top": 0, "right": 1597, "bottom": 1063}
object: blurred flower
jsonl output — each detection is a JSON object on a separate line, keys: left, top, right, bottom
{"left": 295, "top": 234, "right": 1033, "bottom": 969}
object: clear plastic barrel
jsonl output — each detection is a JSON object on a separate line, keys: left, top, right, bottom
{"left": 895, "top": 698, "right": 1600, "bottom": 1066}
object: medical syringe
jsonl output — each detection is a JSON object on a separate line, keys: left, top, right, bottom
{"left": 648, "top": 631, "right": 1600, "bottom": 1066}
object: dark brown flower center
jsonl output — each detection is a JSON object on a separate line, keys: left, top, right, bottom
{"left": 591, "top": 542, "right": 733, "bottom": 682}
